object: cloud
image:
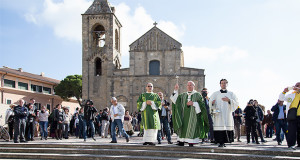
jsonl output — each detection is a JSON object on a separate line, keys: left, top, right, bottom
{"left": 25, "top": 0, "right": 92, "bottom": 42}
{"left": 114, "top": 3, "right": 185, "bottom": 56}
{"left": 24, "top": 0, "right": 185, "bottom": 49}
{"left": 182, "top": 45, "right": 248, "bottom": 65}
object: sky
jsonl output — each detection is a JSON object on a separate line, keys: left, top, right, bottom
{"left": 0, "top": 0, "right": 299, "bottom": 111}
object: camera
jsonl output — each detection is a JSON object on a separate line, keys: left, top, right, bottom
{"left": 163, "top": 101, "right": 170, "bottom": 106}
{"left": 201, "top": 91, "right": 207, "bottom": 97}
{"left": 85, "top": 99, "right": 93, "bottom": 106}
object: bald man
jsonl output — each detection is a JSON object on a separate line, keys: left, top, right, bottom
{"left": 137, "top": 83, "right": 161, "bottom": 145}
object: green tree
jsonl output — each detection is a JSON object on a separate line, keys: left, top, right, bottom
{"left": 55, "top": 75, "right": 82, "bottom": 106}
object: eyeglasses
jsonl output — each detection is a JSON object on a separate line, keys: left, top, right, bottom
{"left": 147, "top": 86, "right": 153, "bottom": 88}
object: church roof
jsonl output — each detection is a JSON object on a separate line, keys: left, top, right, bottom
{"left": 129, "top": 25, "right": 182, "bottom": 52}
{"left": 84, "top": 0, "right": 114, "bottom": 14}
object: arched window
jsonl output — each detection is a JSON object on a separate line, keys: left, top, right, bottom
{"left": 149, "top": 60, "right": 160, "bottom": 75}
{"left": 115, "top": 29, "right": 119, "bottom": 51}
{"left": 93, "top": 25, "right": 105, "bottom": 47}
{"left": 95, "top": 58, "right": 102, "bottom": 76}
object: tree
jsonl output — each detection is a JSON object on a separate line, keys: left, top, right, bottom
{"left": 55, "top": 75, "right": 82, "bottom": 106}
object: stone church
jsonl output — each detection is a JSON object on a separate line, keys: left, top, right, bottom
{"left": 82, "top": 0, "right": 205, "bottom": 112}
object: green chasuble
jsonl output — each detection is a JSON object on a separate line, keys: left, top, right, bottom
{"left": 137, "top": 92, "right": 161, "bottom": 130}
{"left": 172, "top": 92, "right": 209, "bottom": 139}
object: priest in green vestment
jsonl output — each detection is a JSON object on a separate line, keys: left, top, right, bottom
{"left": 170, "top": 81, "right": 209, "bottom": 147}
{"left": 137, "top": 83, "right": 161, "bottom": 145}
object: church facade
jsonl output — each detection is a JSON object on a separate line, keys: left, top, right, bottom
{"left": 82, "top": 0, "right": 205, "bottom": 112}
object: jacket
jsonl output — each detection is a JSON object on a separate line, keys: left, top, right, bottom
{"left": 254, "top": 105, "right": 264, "bottom": 122}
{"left": 233, "top": 108, "right": 243, "bottom": 124}
{"left": 158, "top": 99, "right": 170, "bottom": 119}
{"left": 27, "top": 109, "right": 36, "bottom": 123}
{"left": 84, "top": 106, "right": 97, "bottom": 121}
{"left": 5, "top": 108, "right": 14, "bottom": 124}
{"left": 244, "top": 105, "right": 257, "bottom": 122}
{"left": 55, "top": 109, "right": 65, "bottom": 122}
{"left": 110, "top": 103, "right": 125, "bottom": 122}
{"left": 279, "top": 92, "right": 296, "bottom": 111}
{"left": 271, "top": 103, "right": 286, "bottom": 121}
{"left": 13, "top": 105, "right": 28, "bottom": 119}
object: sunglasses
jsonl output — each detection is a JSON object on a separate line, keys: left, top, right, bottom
{"left": 147, "top": 86, "right": 153, "bottom": 87}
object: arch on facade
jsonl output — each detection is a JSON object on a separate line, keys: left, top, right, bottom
{"left": 92, "top": 24, "right": 105, "bottom": 47}
{"left": 149, "top": 60, "right": 160, "bottom": 75}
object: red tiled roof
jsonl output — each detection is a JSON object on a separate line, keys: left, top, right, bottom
{"left": 0, "top": 67, "right": 60, "bottom": 84}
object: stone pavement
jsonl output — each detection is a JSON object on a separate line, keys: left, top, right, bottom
{"left": 0, "top": 132, "right": 291, "bottom": 149}
{"left": 0, "top": 132, "right": 299, "bottom": 159}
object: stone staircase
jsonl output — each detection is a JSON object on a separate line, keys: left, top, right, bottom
{"left": 0, "top": 143, "right": 299, "bottom": 159}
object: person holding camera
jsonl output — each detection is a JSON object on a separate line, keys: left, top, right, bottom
{"left": 201, "top": 88, "right": 214, "bottom": 143}
{"left": 13, "top": 99, "right": 28, "bottom": 143}
{"left": 83, "top": 99, "right": 97, "bottom": 141}
{"left": 244, "top": 99, "right": 259, "bottom": 144}
{"left": 157, "top": 92, "right": 172, "bottom": 144}
{"left": 279, "top": 82, "right": 300, "bottom": 150}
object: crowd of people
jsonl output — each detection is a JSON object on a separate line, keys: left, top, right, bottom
{"left": 4, "top": 98, "right": 140, "bottom": 143}
{"left": 4, "top": 80, "right": 300, "bottom": 150}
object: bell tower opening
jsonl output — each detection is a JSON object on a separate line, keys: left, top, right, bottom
{"left": 93, "top": 25, "right": 105, "bottom": 48}
{"left": 95, "top": 57, "right": 102, "bottom": 76}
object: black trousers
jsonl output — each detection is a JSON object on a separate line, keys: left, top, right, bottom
{"left": 8, "top": 121, "right": 14, "bottom": 140}
{"left": 26, "top": 122, "right": 35, "bottom": 140}
{"left": 287, "top": 117, "right": 300, "bottom": 147}
{"left": 246, "top": 120, "right": 258, "bottom": 143}
{"left": 252, "top": 122, "right": 264, "bottom": 142}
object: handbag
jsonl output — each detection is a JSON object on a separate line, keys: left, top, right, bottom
{"left": 287, "top": 100, "right": 300, "bottom": 121}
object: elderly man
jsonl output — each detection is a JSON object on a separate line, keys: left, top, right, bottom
{"left": 280, "top": 82, "right": 300, "bottom": 150}
{"left": 209, "top": 79, "right": 239, "bottom": 147}
{"left": 13, "top": 99, "right": 28, "bottom": 143}
{"left": 170, "top": 81, "right": 209, "bottom": 147}
{"left": 110, "top": 97, "right": 129, "bottom": 143}
{"left": 137, "top": 83, "right": 161, "bottom": 145}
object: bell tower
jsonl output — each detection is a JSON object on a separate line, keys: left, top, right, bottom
{"left": 82, "top": 0, "right": 122, "bottom": 107}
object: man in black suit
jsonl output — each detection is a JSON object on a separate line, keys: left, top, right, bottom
{"left": 157, "top": 92, "right": 172, "bottom": 144}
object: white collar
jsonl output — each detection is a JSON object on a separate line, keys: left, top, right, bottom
{"left": 187, "top": 90, "right": 197, "bottom": 95}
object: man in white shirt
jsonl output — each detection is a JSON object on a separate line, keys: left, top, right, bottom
{"left": 110, "top": 97, "right": 129, "bottom": 143}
